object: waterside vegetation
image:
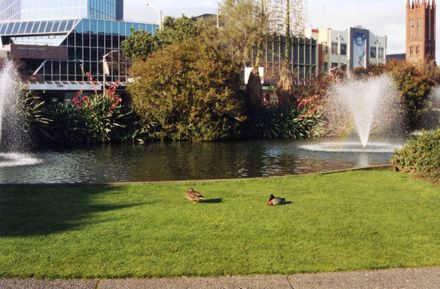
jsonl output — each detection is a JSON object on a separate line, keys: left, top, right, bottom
{"left": 8, "top": 0, "right": 434, "bottom": 147}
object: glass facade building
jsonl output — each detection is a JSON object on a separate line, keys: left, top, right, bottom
{"left": 0, "top": 0, "right": 157, "bottom": 96}
{"left": 0, "top": 0, "right": 20, "bottom": 21}
{"left": 251, "top": 34, "right": 318, "bottom": 83}
{"left": 0, "top": 0, "right": 123, "bottom": 22}
{"left": 1, "top": 19, "right": 156, "bottom": 83}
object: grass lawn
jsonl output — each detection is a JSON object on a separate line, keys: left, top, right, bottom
{"left": 1, "top": 169, "right": 440, "bottom": 279}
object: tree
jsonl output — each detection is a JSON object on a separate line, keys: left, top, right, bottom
{"left": 121, "top": 15, "right": 198, "bottom": 61}
{"left": 127, "top": 37, "right": 245, "bottom": 142}
{"left": 386, "top": 62, "right": 435, "bottom": 130}
{"left": 217, "top": 0, "right": 272, "bottom": 67}
{"left": 121, "top": 29, "right": 157, "bottom": 60}
{"left": 156, "top": 16, "right": 199, "bottom": 47}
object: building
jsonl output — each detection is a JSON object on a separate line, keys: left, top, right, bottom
{"left": 0, "top": 0, "right": 158, "bottom": 99}
{"left": 0, "top": 0, "right": 124, "bottom": 22}
{"left": 406, "top": 0, "right": 436, "bottom": 64}
{"left": 248, "top": 34, "right": 318, "bottom": 83}
{"left": 263, "top": 34, "right": 317, "bottom": 82}
{"left": 307, "top": 27, "right": 387, "bottom": 74}
{"left": 387, "top": 53, "right": 406, "bottom": 62}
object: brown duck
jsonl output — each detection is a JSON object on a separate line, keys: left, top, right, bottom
{"left": 185, "top": 188, "right": 206, "bottom": 203}
{"left": 267, "top": 194, "right": 286, "bottom": 206}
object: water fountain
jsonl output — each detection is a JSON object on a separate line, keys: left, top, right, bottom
{"left": 301, "top": 75, "right": 403, "bottom": 154}
{"left": 419, "top": 85, "right": 440, "bottom": 131}
{"left": 0, "top": 60, "right": 41, "bottom": 168}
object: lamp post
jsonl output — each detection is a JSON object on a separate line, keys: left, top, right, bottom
{"left": 146, "top": 3, "right": 163, "bottom": 30}
{"left": 102, "top": 50, "right": 119, "bottom": 91}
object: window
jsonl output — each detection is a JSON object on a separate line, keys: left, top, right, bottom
{"left": 370, "top": 46, "right": 377, "bottom": 58}
{"left": 410, "top": 46, "right": 413, "bottom": 56}
{"left": 378, "top": 47, "right": 384, "bottom": 58}
{"left": 331, "top": 62, "right": 338, "bottom": 69}
{"left": 322, "top": 62, "right": 328, "bottom": 73}
{"left": 416, "top": 46, "right": 420, "bottom": 56}
{"left": 410, "top": 19, "right": 414, "bottom": 40}
{"left": 340, "top": 44, "right": 347, "bottom": 56}
{"left": 331, "top": 42, "right": 338, "bottom": 54}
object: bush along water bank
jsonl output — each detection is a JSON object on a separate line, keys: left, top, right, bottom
{"left": 393, "top": 128, "right": 440, "bottom": 182}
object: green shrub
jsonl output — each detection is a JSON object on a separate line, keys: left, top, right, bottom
{"left": 393, "top": 129, "right": 440, "bottom": 181}
{"left": 33, "top": 86, "right": 136, "bottom": 147}
{"left": 128, "top": 37, "right": 245, "bottom": 142}
{"left": 245, "top": 105, "right": 321, "bottom": 140}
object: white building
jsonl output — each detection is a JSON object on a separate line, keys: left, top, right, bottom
{"left": 306, "top": 27, "right": 387, "bottom": 74}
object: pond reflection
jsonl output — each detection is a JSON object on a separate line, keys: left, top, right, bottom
{"left": 0, "top": 139, "right": 396, "bottom": 184}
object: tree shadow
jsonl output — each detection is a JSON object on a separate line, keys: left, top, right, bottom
{"left": 200, "top": 198, "right": 223, "bottom": 204}
{"left": 0, "top": 184, "right": 143, "bottom": 237}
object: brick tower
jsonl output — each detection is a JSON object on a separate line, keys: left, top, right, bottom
{"left": 406, "top": 0, "right": 436, "bottom": 64}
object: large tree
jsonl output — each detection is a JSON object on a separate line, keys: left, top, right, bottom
{"left": 121, "top": 15, "right": 198, "bottom": 61}
{"left": 127, "top": 37, "right": 245, "bottom": 141}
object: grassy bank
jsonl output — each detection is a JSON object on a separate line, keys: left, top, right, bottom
{"left": 1, "top": 170, "right": 440, "bottom": 278}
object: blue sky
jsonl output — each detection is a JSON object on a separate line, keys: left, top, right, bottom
{"left": 125, "top": 0, "right": 431, "bottom": 57}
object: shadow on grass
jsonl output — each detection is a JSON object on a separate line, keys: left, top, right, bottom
{"left": 0, "top": 184, "right": 140, "bottom": 237}
{"left": 200, "top": 198, "right": 223, "bottom": 204}
{"left": 271, "top": 201, "right": 293, "bottom": 206}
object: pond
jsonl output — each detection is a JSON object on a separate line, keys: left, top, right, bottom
{"left": 0, "top": 138, "right": 400, "bottom": 184}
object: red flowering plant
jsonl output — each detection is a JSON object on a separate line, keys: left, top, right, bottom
{"left": 70, "top": 73, "right": 127, "bottom": 143}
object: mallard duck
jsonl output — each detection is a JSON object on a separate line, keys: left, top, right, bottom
{"left": 185, "top": 188, "right": 205, "bottom": 203}
{"left": 267, "top": 194, "right": 286, "bottom": 206}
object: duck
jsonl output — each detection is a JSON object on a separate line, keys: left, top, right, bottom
{"left": 267, "top": 194, "right": 286, "bottom": 206}
{"left": 185, "top": 188, "right": 206, "bottom": 203}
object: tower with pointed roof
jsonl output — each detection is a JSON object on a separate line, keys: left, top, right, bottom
{"left": 406, "top": 0, "right": 436, "bottom": 63}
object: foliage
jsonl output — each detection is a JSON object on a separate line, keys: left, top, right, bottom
{"left": 21, "top": 92, "right": 52, "bottom": 147}
{"left": 387, "top": 62, "right": 438, "bottom": 130}
{"left": 218, "top": 0, "right": 270, "bottom": 67}
{"left": 33, "top": 85, "right": 136, "bottom": 147}
{"left": 353, "top": 61, "right": 440, "bottom": 130}
{"left": 393, "top": 129, "right": 440, "bottom": 181}
{"left": 2, "top": 170, "right": 440, "bottom": 278}
{"left": 245, "top": 67, "right": 264, "bottom": 111}
{"left": 121, "top": 29, "right": 158, "bottom": 60}
{"left": 71, "top": 84, "right": 125, "bottom": 144}
{"left": 128, "top": 37, "right": 245, "bottom": 142}
{"left": 156, "top": 16, "right": 199, "bottom": 47}
{"left": 275, "top": 63, "right": 297, "bottom": 108}
{"left": 121, "top": 15, "right": 198, "bottom": 61}
{"left": 245, "top": 104, "right": 321, "bottom": 139}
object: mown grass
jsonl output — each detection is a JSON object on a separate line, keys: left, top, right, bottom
{"left": 1, "top": 169, "right": 440, "bottom": 279}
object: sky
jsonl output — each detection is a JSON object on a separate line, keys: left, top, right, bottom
{"left": 124, "top": 0, "right": 429, "bottom": 58}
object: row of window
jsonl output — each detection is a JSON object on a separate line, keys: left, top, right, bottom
{"left": 408, "top": 45, "right": 435, "bottom": 58}
{"left": 0, "top": 19, "right": 79, "bottom": 35}
{"left": 321, "top": 42, "right": 347, "bottom": 56}
{"left": 321, "top": 43, "right": 384, "bottom": 58}
{"left": 409, "top": 45, "right": 421, "bottom": 57}
{"left": 370, "top": 47, "right": 385, "bottom": 58}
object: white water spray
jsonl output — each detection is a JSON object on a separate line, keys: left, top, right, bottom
{"left": 0, "top": 61, "right": 21, "bottom": 145}
{"left": 0, "top": 60, "right": 41, "bottom": 167}
{"left": 325, "top": 75, "right": 400, "bottom": 148}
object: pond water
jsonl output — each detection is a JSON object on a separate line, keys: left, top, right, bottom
{"left": 0, "top": 138, "right": 400, "bottom": 184}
